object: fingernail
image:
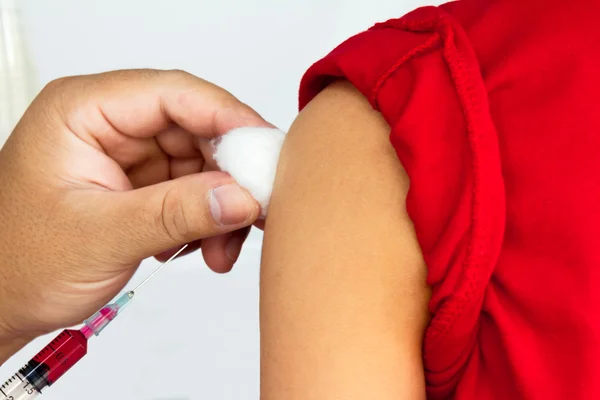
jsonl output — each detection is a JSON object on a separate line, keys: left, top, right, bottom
{"left": 209, "top": 184, "right": 255, "bottom": 226}
{"left": 225, "top": 235, "right": 245, "bottom": 262}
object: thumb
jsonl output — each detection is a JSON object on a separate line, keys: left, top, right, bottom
{"left": 100, "top": 171, "right": 260, "bottom": 261}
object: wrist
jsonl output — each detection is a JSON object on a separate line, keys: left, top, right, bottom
{"left": 0, "top": 317, "right": 35, "bottom": 366}
{"left": 0, "top": 334, "right": 32, "bottom": 365}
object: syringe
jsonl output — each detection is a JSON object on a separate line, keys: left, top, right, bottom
{"left": 0, "top": 245, "right": 188, "bottom": 400}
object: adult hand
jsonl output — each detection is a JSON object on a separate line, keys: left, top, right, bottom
{"left": 0, "top": 69, "right": 270, "bottom": 360}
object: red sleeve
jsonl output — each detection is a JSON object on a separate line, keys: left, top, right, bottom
{"left": 298, "top": 6, "right": 506, "bottom": 399}
{"left": 299, "top": 23, "right": 433, "bottom": 111}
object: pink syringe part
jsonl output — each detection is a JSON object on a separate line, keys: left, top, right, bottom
{"left": 81, "top": 291, "right": 133, "bottom": 339}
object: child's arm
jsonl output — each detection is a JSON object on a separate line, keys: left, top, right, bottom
{"left": 260, "top": 80, "right": 430, "bottom": 399}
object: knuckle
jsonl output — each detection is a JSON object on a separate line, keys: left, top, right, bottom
{"left": 156, "top": 185, "right": 192, "bottom": 241}
{"left": 44, "top": 76, "right": 70, "bottom": 91}
{"left": 39, "top": 77, "right": 68, "bottom": 105}
{"left": 41, "top": 75, "right": 81, "bottom": 99}
{"left": 31, "top": 78, "right": 76, "bottom": 129}
{"left": 165, "top": 68, "right": 192, "bottom": 82}
{"left": 116, "top": 68, "right": 161, "bottom": 82}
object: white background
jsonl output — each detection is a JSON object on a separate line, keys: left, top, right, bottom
{"left": 0, "top": 1, "right": 437, "bottom": 399}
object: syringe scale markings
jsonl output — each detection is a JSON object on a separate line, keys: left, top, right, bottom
{"left": 0, "top": 244, "right": 188, "bottom": 399}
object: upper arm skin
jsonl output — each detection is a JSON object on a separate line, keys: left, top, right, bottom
{"left": 260, "top": 81, "right": 431, "bottom": 399}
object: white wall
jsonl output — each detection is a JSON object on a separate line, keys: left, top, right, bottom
{"left": 0, "top": 1, "right": 438, "bottom": 399}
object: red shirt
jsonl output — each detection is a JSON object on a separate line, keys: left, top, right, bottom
{"left": 298, "top": 1, "right": 600, "bottom": 398}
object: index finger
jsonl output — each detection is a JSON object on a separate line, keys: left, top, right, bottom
{"left": 52, "top": 69, "right": 270, "bottom": 140}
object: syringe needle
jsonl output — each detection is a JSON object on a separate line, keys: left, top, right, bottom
{"left": 1, "top": 243, "right": 192, "bottom": 397}
{"left": 131, "top": 244, "right": 189, "bottom": 294}
{"left": 82, "top": 244, "right": 189, "bottom": 339}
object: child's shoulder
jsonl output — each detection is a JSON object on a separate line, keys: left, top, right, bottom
{"left": 300, "top": 1, "right": 600, "bottom": 398}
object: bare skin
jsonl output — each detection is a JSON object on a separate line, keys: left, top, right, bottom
{"left": 260, "top": 81, "right": 431, "bottom": 399}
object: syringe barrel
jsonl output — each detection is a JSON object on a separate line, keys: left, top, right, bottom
{"left": 0, "top": 373, "right": 40, "bottom": 399}
{"left": 1, "top": 329, "right": 88, "bottom": 399}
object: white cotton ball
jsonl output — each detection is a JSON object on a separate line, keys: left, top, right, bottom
{"left": 212, "top": 126, "right": 286, "bottom": 217}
